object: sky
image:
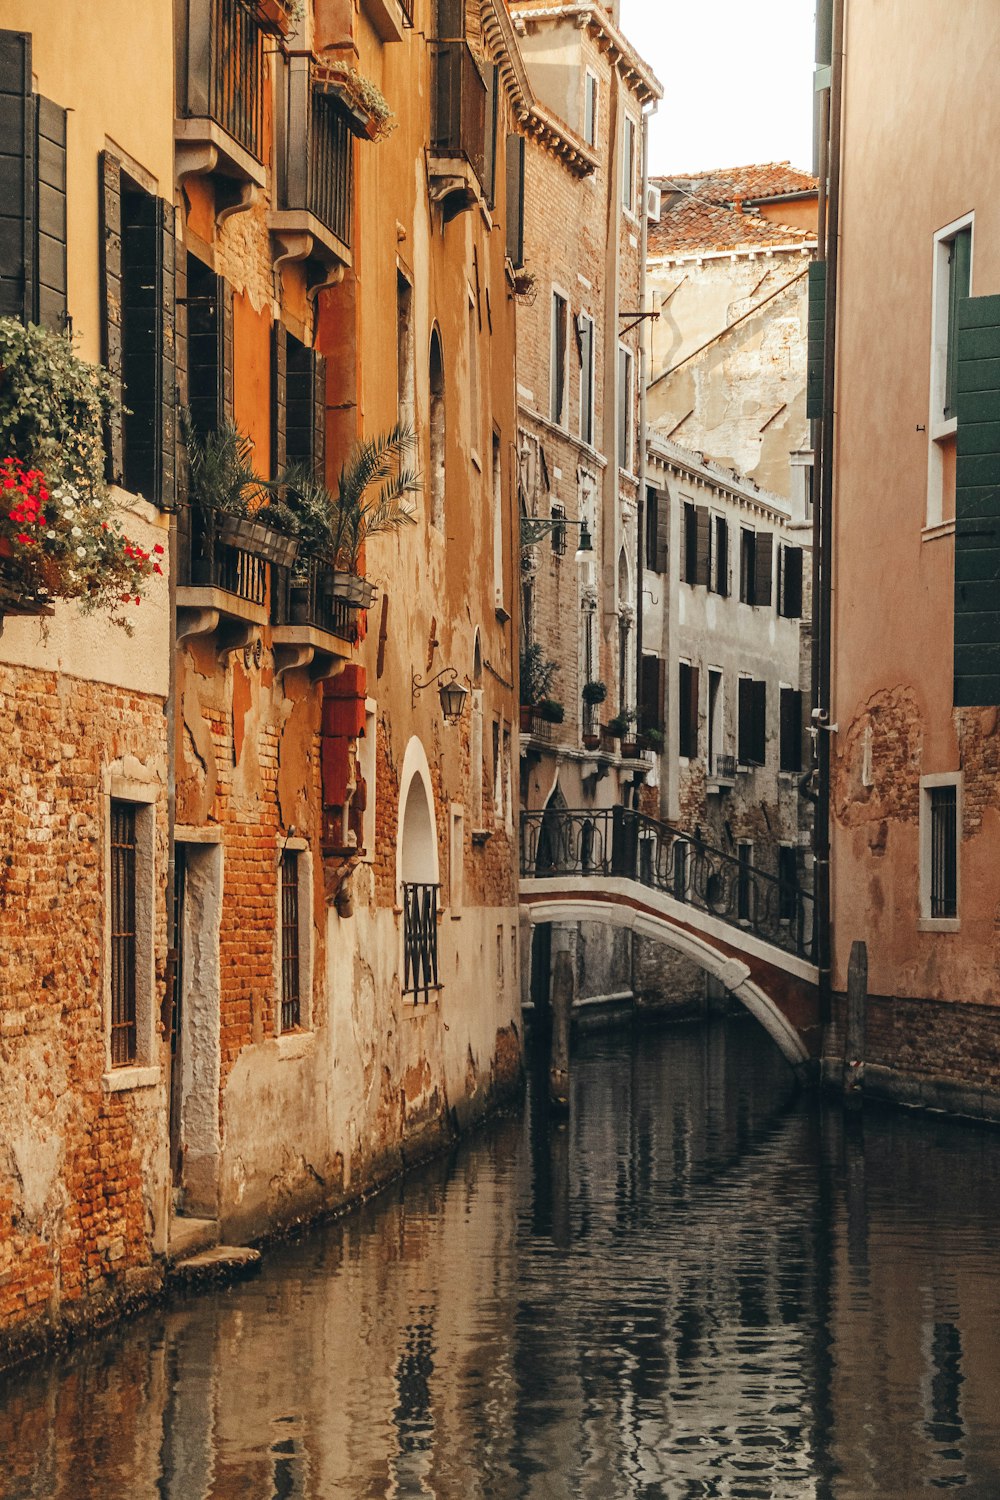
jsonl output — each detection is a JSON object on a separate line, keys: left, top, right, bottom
{"left": 619, "top": 1, "right": 815, "bottom": 178}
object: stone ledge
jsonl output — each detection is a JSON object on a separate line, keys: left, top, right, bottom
{"left": 170, "top": 1246, "right": 262, "bottom": 1287}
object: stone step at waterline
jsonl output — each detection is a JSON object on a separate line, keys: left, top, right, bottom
{"left": 171, "top": 1245, "right": 262, "bottom": 1285}
{"left": 167, "top": 1214, "right": 220, "bottom": 1261}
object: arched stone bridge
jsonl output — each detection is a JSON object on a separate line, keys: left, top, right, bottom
{"left": 520, "top": 807, "right": 821, "bottom": 1076}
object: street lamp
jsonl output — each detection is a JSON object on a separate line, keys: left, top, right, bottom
{"left": 519, "top": 514, "right": 593, "bottom": 559}
{"left": 411, "top": 665, "right": 469, "bottom": 723}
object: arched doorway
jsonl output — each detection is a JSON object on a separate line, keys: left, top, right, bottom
{"left": 398, "top": 739, "right": 440, "bottom": 1003}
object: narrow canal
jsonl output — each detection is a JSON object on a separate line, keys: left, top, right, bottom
{"left": 3, "top": 1017, "right": 1000, "bottom": 1499}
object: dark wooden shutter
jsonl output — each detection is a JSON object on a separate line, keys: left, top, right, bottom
{"left": 807, "top": 260, "right": 826, "bottom": 419}
{"left": 694, "top": 505, "right": 711, "bottom": 586}
{"left": 683, "top": 501, "right": 697, "bottom": 582}
{"left": 121, "top": 186, "right": 159, "bottom": 500}
{"left": 312, "top": 349, "right": 327, "bottom": 481}
{"left": 738, "top": 677, "right": 752, "bottom": 763}
{"left": 219, "top": 273, "right": 234, "bottom": 421}
{"left": 754, "top": 530, "right": 773, "bottom": 606}
{"left": 780, "top": 545, "right": 803, "bottom": 618}
{"left": 751, "top": 679, "right": 767, "bottom": 764}
{"left": 954, "top": 293, "right": 1000, "bottom": 705}
{"left": 35, "top": 95, "right": 66, "bottom": 330}
{"left": 505, "top": 133, "right": 525, "bottom": 269}
{"left": 641, "top": 654, "right": 664, "bottom": 733}
{"left": 655, "top": 489, "right": 668, "bottom": 573}
{"left": 436, "top": 0, "right": 465, "bottom": 36}
{"left": 159, "top": 198, "right": 176, "bottom": 510}
{"left": 483, "top": 63, "right": 499, "bottom": 208}
{"left": 0, "top": 30, "right": 35, "bottom": 323}
{"left": 98, "top": 150, "right": 124, "bottom": 484}
{"left": 780, "top": 687, "right": 803, "bottom": 771}
{"left": 679, "top": 662, "right": 699, "bottom": 757}
{"left": 714, "top": 515, "right": 729, "bottom": 596}
{"left": 271, "top": 321, "right": 287, "bottom": 473}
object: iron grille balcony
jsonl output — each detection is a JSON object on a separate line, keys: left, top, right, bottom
{"left": 403, "top": 883, "right": 440, "bottom": 1003}
{"left": 430, "top": 40, "right": 487, "bottom": 186}
{"left": 711, "top": 754, "right": 737, "bottom": 779}
{"left": 271, "top": 557, "right": 359, "bottom": 645}
{"left": 182, "top": 0, "right": 265, "bottom": 162}
{"left": 180, "top": 504, "right": 268, "bottom": 607}
{"left": 307, "top": 89, "right": 353, "bottom": 246}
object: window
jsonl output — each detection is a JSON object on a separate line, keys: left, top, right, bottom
{"left": 778, "top": 544, "right": 804, "bottom": 618}
{"left": 110, "top": 802, "right": 138, "bottom": 1067}
{"left": 645, "top": 485, "right": 666, "bottom": 572}
{"left": 738, "top": 677, "right": 766, "bottom": 766}
{"left": 492, "top": 432, "right": 505, "bottom": 610}
{"left": 185, "top": 252, "right": 233, "bottom": 440}
{"left": 483, "top": 62, "right": 499, "bottom": 207}
{"left": 944, "top": 225, "right": 972, "bottom": 422}
{"left": 640, "top": 653, "right": 665, "bottom": 735}
{"left": 618, "top": 344, "right": 634, "bottom": 470}
{"left": 358, "top": 701, "right": 377, "bottom": 862}
{"left": 429, "top": 327, "right": 445, "bottom": 528}
{"left": 449, "top": 804, "right": 464, "bottom": 914}
{"left": 707, "top": 668, "right": 723, "bottom": 773}
{"left": 551, "top": 291, "right": 568, "bottom": 424}
{"left": 678, "top": 660, "right": 699, "bottom": 758}
{"left": 740, "top": 528, "right": 755, "bottom": 603}
{"left": 928, "top": 215, "right": 973, "bottom": 527}
{"left": 0, "top": 32, "right": 67, "bottom": 330}
{"left": 397, "top": 271, "right": 415, "bottom": 429}
{"left": 920, "top": 774, "right": 961, "bottom": 928}
{"left": 584, "top": 70, "right": 598, "bottom": 148}
{"left": 285, "top": 331, "right": 326, "bottom": 478}
{"left": 779, "top": 687, "right": 803, "bottom": 773}
{"left": 551, "top": 503, "right": 567, "bottom": 557}
{"left": 739, "top": 528, "right": 773, "bottom": 606}
{"left": 402, "top": 882, "right": 439, "bottom": 1002}
{"left": 280, "top": 850, "right": 302, "bottom": 1031}
{"left": 578, "top": 311, "right": 595, "bottom": 446}
{"left": 710, "top": 514, "right": 729, "bottom": 596}
{"left": 622, "top": 114, "right": 636, "bottom": 214}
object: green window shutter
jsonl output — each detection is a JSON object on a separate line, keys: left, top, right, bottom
{"left": 954, "top": 292, "right": 1000, "bottom": 706}
{"left": 944, "top": 226, "right": 972, "bottom": 421}
{"left": 218, "top": 274, "right": 234, "bottom": 423}
{"left": 271, "top": 321, "right": 287, "bottom": 474}
{"left": 738, "top": 677, "right": 753, "bottom": 763}
{"left": 35, "top": 95, "right": 67, "bottom": 331}
{"left": 121, "top": 185, "right": 160, "bottom": 501}
{"left": 694, "top": 505, "right": 711, "bottom": 587}
{"left": 159, "top": 198, "right": 176, "bottom": 510}
{"left": 806, "top": 260, "right": 826, "bottom": 420}
{"left": 98, "top": 150, "right": 124, "bottom": 484}
{"left": 505, "top": 133, "right": 525, "bottom": 269}
{"left": 0, "top": 30, "right": 35, "bottom": 324}
{"left": 751, "top": 679, "right": 767, "bottom": 764}
{"left": 754, "top": 530, "right": 773, "bottom": 607}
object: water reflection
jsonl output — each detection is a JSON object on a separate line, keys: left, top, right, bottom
{"left": 3, "top": 1019, "right": 1000, "bottom": 1498}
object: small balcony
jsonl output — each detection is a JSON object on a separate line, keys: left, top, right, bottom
{"left": 707, "top": 753, "right": 737, "bottom": 793}
{"left": 270, "top": 57, "right": 354, "bottom": 282}
{"left": 177, "top": 0, "right": 267, "bottom": 215}
{"left": 176, "top": 503, "right": 272, "bottom": 660}
{"left": 271, "top": 556, "right": 359, "bottom": 681}
{"left": 428, "top": 40, "right": 487, "bottom": 220}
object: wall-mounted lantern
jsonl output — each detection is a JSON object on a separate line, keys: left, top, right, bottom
{"left": 411, "top": 665, "right": 468, "bottom": 723}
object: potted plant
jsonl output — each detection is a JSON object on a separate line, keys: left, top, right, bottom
{"left": 312, "top": 61, "right": 397, "bottom": 141}
{"left": 605, "top": 712, "right": 630, "bottom": 741}
{"left": 519, "top": 643, "right": 560, "bottom": 729}
{"left": 185, "top": 419, "right": 301, "bottom": 568}
{"left": 582, "top": 680, "right": 607, "bottom": 706}
{"left": 538, "top": 698, "right": 564, "bottom": 724}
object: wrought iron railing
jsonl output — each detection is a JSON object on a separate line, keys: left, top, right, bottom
{"left": 520, "top": 806, "right": 814, "bottom": 961}
{"left": 271, "top": 557, "right": 359, "bottom": 643}
{"left": 430, "top": 39, "right": 487, "bottom": 184}
{"left": 308, "top": 89, "right": 353, "bottom": 245}
{"left": 398, "top": 0, "right": 414, "bottom": 23}
{"left": 711, "top": 753, "right": 737, "bottom": 779}
{"left": 184, "top": 0, "right": 265, "bottom": 160}
{"left": 180, "top": 504, "right": 268, "bottom": 606}
{"left": 403, "top": 882, "right": 439, "bottom": 1003}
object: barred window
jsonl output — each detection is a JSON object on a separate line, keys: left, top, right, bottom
{"left": 110, "top": 801, "right": 138, "bottom": 1067}
{"left": 280, "top": 850, "right": 301, "bottom": 1030}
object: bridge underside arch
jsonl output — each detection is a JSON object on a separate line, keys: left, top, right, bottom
{"left": 521, "top": 887, "right": 820, "bottom": 1076}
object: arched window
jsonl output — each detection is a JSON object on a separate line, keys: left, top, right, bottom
{"left": 429, "top": 328, "right": 445, "bottom": 530}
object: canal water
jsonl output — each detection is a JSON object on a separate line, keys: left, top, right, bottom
{"left": 3, "top": 1017, "right": 1000, "bottom": 1499}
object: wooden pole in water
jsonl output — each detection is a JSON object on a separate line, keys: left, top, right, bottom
{"left": 549, "top": 926, "right": 574, "bottom": 1110}
{"left": 844, "top": 939, "right": 867, "bottom": 1099}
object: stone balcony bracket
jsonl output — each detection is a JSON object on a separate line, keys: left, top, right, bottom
{"left": 426, "top": 154, "right": 481, "bottom": 222}
{"left": 268, "top": 214, "right": 352, "bottom": 296}
{"left": 175, "top": 119, "right": 266, "bottom": 223}
{"left": 272, "top": 624, "right": 352, "bottom": 683}
{"left": 176, "top": 586, "right": 267, "bottom": 665}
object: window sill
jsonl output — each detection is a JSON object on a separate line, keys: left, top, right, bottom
{"left": 102, "top": 1065, "right": 160, "bottom": 1093}
{"left": 917, "top": 917, "right": 960, "bottom": 934}
{"left": 275, "top": 1030, "right": 314, "bottom": 1060}
{"left": 403, "top": 992, "right": 441, "bottom": 1012}
{"left": 922, "top": 519, "right": 955, "bottom": 542}
{"left": 930, "top": 416, "right": 957, "bottom": 442}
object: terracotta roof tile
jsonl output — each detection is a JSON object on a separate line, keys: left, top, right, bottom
{"left": 649, "top": 161, "right": 817, "bottom": 256}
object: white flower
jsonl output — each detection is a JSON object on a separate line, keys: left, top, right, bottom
{"left": 71, "top": 526, "right": 82, "bottom": 538}
{"left": 75, "top": 546, "right": 86, "bottom": 558}
{"left": 46, "top": 530, "right": 55, "bottom": 539}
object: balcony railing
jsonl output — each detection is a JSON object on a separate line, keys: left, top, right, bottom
{"left": 180, "top": 504, "right": 268, "bottom": 606}
{"left": 398, "top": 0, "right": 414, "bottom": 22}
{"left": 308, "top": 88, "right": 353, "bottom": 246}
{"left": 403, "top": 882, "right": 440, "bottom": 1003}
{"left": 182, "top": 0, "right": 265, "bottom": 161}
{"left": 272, "top": 557, "right": 359, "bottom": 644}
{"left": 430, "top": 40, "right": 487, "bottom": 185}
{"left": 711, "top": 754, "right": 737, "bottom": 779}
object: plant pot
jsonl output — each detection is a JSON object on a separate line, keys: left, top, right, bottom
{"left": 217, "top": 514, "right": 299, "bottom": 568}
{"left": 621, "top": 739, "right": 639, "bottom": 758}
{"left": 582, "top": 733, "right": 600, "bottom": 751}
{"left": 0, "top": 537, "right": 13, "bottom": 559}
{"left": 520, "top": 705, "right": 533, "bottom": 733}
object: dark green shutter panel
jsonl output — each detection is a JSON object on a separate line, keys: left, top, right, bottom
{"left": 715, "top": 516, "right": 729, "bottom": 596}
{"left": 640, "top": 653, "right": 661, "bottom": 733}
{"left": 738, "top": 677, "right": 752, "bottom": 763}
{"left": 780, "top": 544, "right": 803, "bottom": 618}
{"left": 35, "top": 95, "right": 66, "bottom": 331}
{"left": 806, "top": 260, "right": 826, "bottom": 420}
{"left": 0, "top": 30, "right": 35, "bottom": 323}
{"left": 954, "top": 293, "right": 1000, "bottom": 705}
{"left": 694, "top": 505, "right": 711, "bottom": 586}
{"left": 184, "top": 253, "right": 219, "bottom": 440}
{"left": 98, "top": 150, "right": 124, "bottom": 484}
{"left": 121, "top": 186, "right": 160, "bottom": 501}
{"left": 271, "top": 321, "right": 287, "bottom": 474}
{"left": 655, "top": 490, "right": 668, "bottom": 574}
{"left": 159, "top": 198, "right": 176, "bottom": 510}
{"left": 751, "top": 679, "right": 767, "bottom": 764}
{"left": 483, "top": 63, "right": 498, "bottom": 207}
{"left": 218, "top": 274, "right": 234, "bottom": 422}
{"left": 436, "top": 0, "right": 465, "bottom": 38}
{"left": 505, "top": 133, "right": 525, "bottom": 269}
{"left": 945, "top": 228, "right": 972, "bottom": 420}
{"left": 754, "top": 531, "right": 773, "bottom": 606}
{"left": 780, "top": 687, "right": 803, "bottom": 771}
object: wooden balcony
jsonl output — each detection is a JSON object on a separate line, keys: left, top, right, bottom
{"left": 176, "top": 0, "right": 267, "bottom": 218}
{"left": 428, "top": 40, "right": 487, "bottom": 220}
{"left": 270, "top": 57, "right": 354, "bottom": 284}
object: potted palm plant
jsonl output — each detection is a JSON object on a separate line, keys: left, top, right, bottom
{"left": 185, "top": 419, "right": 301, "bottom": 569}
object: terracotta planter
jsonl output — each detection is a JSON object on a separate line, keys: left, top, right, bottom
{"left": 582, "top": 733, "right": 600, "bottom": 751}
{"left": 519, "top": 705, "right": 533, "bottom": 733}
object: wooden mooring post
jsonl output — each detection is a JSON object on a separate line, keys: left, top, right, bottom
{"left": 549, "top": 925, "right": 574, "bottom": 1111}
{"left": 844, "top": 939, "right": 867, "bottom": 1098}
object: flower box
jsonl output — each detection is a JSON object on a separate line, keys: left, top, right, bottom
{"left": 217, "top": 514, "right": 299, "bottom": 568}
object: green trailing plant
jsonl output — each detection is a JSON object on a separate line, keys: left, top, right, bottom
{"left": 645, "top": 727, "right": 665, "bottom": 752}
{"left": 538, "top": 698, "right": 564, "bottom": 724}
{"left": 0, "top": 318, "right": 117, "bottom": 492}
{"left": 582, "top": 679, "right": 607, "bottom": 706}
{"left": 605, "top": 713, "right": 630, "bottom": 739}
{"left": 519, "top": 642, "right": 560, "bottom": 707}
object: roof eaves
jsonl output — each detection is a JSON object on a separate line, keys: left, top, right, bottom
{"left": 510, "top": 3, "right": 663, "bottom": 104}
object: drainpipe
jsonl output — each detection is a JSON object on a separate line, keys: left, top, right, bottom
{"left": 813, "top": 0, "right": 845, "bottom": 1033}
{"left": 634, "top": 100, "right": 655, "bottom": 809}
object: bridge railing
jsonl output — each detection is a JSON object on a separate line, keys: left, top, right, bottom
{"left": 520, "top": 806, "right": 814, "bottom": 962}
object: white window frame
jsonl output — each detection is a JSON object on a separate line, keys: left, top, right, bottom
{"left": 449, "top": 803, "right": 464, "bottom": 917}
{"left": 103, "top": 777, "right": 160, "bottom": 1091}
{"left": 276, "top": 837, "right": 314, "bottom": 1035}
{"left": 927, "top": 212, "right": 974, "bottom": 527}
{"left": 621, "top": 113, "right": 637, "bottom": 218}
{"left": 583, "top": 69, "right": 599, "bottom": 148}
{"left": 550, "top": 286, "right": 570, "bottom": 427}
{"left": 918, "top": 772, "right": 962, "bottom": 933}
